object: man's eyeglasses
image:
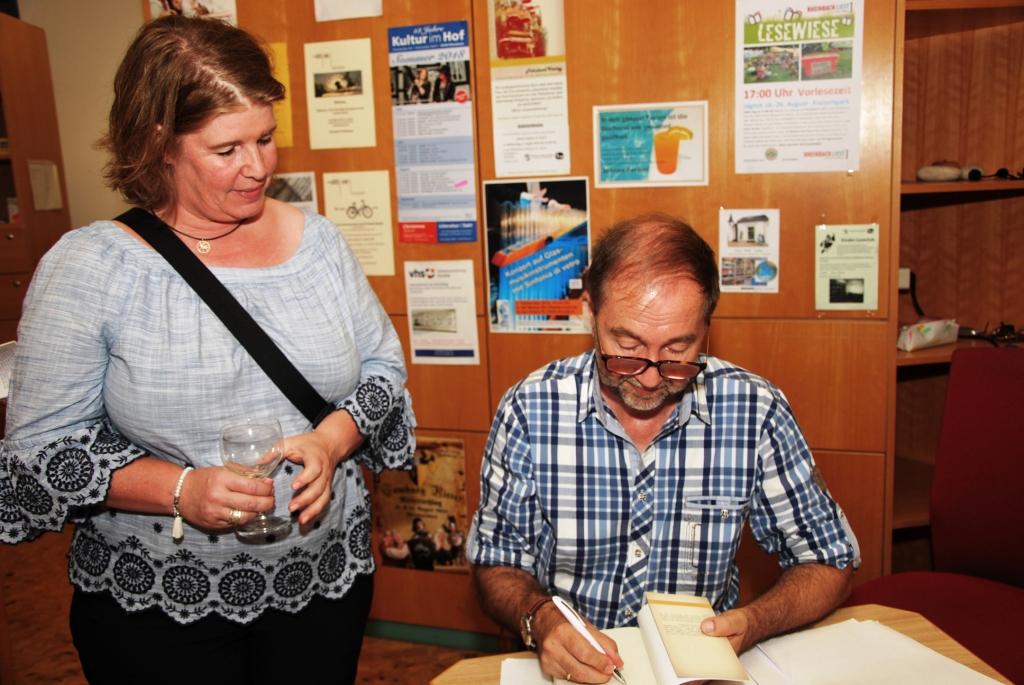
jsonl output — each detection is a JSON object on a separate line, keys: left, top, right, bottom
{"left": 598, "top": 339, "right": 707, "bottom": 381}
{"left": 600, "top": 354, "right": 706, "bottom": 381}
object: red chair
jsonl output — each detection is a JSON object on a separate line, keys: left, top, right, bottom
{"left": 846, "top": 347, "right": 1024, "bottom": 683}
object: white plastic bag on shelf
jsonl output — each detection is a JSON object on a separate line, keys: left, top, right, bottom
{"left": 896, "top": 319, "right": 958, "bottom": 352}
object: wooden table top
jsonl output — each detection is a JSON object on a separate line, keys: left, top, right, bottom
{"left": 430, "top": 604, "right": 1010, "bottom": 684}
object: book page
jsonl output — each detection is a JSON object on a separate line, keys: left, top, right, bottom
{"left": 552, "top": 627, "right": 657, "bottom": 685}
{"left": 500, "top": 657, "right": 550, "bottom": 685}
{"left": 644, "top": 592, "right": 748, "bottom": 682}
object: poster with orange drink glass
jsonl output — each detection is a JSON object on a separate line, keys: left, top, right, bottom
{"left": 593, "top": 101, "right": 708, "bottom": 187}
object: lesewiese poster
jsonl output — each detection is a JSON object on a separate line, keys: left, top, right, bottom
{"left": 735, "top": 0, "right": 863, "bottom": 173}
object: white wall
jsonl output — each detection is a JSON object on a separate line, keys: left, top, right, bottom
{"left": 19, "top": 0, "right": 143, "bottom": 228}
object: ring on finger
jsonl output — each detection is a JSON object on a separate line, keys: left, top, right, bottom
{"left": 565, "top": 674, "right": 572, "bottom": 683}
{"left": 229, "top": 508, "right": 242, "bottom": 524}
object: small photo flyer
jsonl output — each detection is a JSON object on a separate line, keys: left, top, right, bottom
{"left": 403, "top": 259, "right": 480, "bottom": 365}
{"left": 719, "top": 208, "right": 780, "bottom": 293}
{"left": 594, "top": 101, "right": 709, "bottom": 187}
{"left": 148, "top": 0, "right": 237, "bottom": 23}
{"left": 266, "top": 171, "right": 317, "bottom": 212}
{"left": 814, "top": 223, "right": 879, "bottom": 310}
{"left": 304, "top": 38, "right": 376, "bottom": 149}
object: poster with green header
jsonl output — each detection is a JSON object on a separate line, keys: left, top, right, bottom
{"left": 735, "top": 0, "right": 863, "bottom": 174}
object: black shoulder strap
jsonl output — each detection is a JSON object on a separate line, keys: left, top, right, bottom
{"left": 117, "top": 208, "right": 334, "bottom": 427}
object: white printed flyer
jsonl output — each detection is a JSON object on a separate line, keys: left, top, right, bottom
{"left": 323, "top": 170, "right": 395, "bottom": 277}
{"left": 403, "top": 260, "right": 480, "bottom": 365}
{"left": 304, "top": 38, "right": 376, "bottom": 150}
{"left": 815, "top": 223, "right": 879, "bottom": 311}
{"left": 487, "top": 0, "right": 571, "bottom": 177}
{"left": 388, "top": 22, "right": 478, "bottom": 244}
{"left": 735, "top": 0, "right": 863, "bottom": 174}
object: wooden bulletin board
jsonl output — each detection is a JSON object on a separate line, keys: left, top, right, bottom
{"left": 144, "top": 0, "right": 900, "bottom": 635}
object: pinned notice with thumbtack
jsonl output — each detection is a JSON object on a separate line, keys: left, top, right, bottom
{"left": 28, "top": 159, "right": 62, "bottom": 211}
{"left": 1, "top": 340, "right": 16, "bottom": 400}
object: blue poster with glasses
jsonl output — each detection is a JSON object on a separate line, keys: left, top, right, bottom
{"left": 484, "top": 177, "right": 590, "bottom": 334}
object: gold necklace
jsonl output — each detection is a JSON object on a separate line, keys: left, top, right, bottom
{"left": 167, "top": 220, "right": 244, "bottom": 253}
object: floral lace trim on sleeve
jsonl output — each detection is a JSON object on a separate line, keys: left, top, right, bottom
{"left": 0, "top": 419, "right": 145, "bottom": 543}
{"left": 339, "top": 376, "right": 415, "bottom": 474}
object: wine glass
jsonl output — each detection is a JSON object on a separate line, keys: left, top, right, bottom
{"left": 220, "top": 418, "right": 292, "bottom": 541}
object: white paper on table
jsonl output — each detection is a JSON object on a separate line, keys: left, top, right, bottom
{"left": 500, "top": 656, "right": 551, "bottom": 685}
{"left": 756, "top": 619, "right": 1001, "bottom": 685}
{"left": 739, "top": 646, "right": 792, "bottom": 685}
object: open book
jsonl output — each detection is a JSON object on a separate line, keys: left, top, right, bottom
{"left": 551, "top": 592, "right": 747, "bottom": 685}
{"left": 500, "top": 602, "right": 1003, "bottom": 685}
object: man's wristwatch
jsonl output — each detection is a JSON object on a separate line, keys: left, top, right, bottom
{"left": 520, "top": 597, "right": 553, "bottom": 650}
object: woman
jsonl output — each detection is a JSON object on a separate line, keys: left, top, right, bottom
{"left": 0, "top": 15, "right": 414, "bottom": 684}
{"left": 407, "top": 67, "right": 431, "bottom": 104}
{"left": 431, "top": 64, "right": 456, "bottom": 102}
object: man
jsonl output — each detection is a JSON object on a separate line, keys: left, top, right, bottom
{"left": 467, "top": 214, "right": 859, "bottom": 683}
{"left": 408, "top": 517, "right": 437, "bottom": 571}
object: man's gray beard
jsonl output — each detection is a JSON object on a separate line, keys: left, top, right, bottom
{"left": 596, "top": 364, "right": 684, "bottom": 413}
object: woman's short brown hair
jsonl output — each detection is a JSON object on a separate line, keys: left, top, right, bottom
{"left": 101, "top": 15, "right": 284, "bottom": 210}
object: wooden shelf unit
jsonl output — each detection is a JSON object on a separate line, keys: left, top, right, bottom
{"left": 901, "top": 180, "right": 1024, "bottom": 195}
{"left": 896, "top": 339, "right": 994, "bottom": 367}
{"left": 892, "top": 457, "right": 933, "bottom": 529}
{"left": 890, "top": 1, "right": 1024, "bottom": 571}
{"left": 0, "top": 14, "right": 70, "bottom": 342}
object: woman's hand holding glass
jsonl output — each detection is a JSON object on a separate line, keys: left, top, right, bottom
{"left": 282, "top": 409, "right": 365, "bottom": 527}
{"left": 175, "top": 461, "right": 276, "bottom": 531}
{"left": 220, "top": 419, "right": 292, "bottom": 540}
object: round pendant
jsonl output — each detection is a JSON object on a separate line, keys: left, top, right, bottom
{"left": 197, "top": 240, "right": 212, "bottom": 254}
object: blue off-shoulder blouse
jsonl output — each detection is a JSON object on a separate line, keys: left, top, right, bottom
{"left": 0, "top": 210, "right": 415, "bottom": 624}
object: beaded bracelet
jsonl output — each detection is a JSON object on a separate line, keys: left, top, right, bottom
{"left": 171, "top": 466, "right": 194, "bottom": 542}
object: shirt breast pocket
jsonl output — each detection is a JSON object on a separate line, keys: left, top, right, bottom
{"left": 679, "top": 495, "right": 750, "bottom": 576}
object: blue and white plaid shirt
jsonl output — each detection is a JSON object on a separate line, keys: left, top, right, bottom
{"left": 468, "top": 351, "right": 859, "bottom": 629}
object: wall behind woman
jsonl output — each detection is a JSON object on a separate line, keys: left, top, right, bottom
{"left": 18, "top": 0, "right": 140, "bottom": 228}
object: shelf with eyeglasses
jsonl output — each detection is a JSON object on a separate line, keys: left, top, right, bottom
{"left": 907, "top": 0, "right": 1024, "bottom": 10}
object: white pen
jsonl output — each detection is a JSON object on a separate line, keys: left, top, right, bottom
{"left": 551, "top": 595, "right": 627, "bottom": 685}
